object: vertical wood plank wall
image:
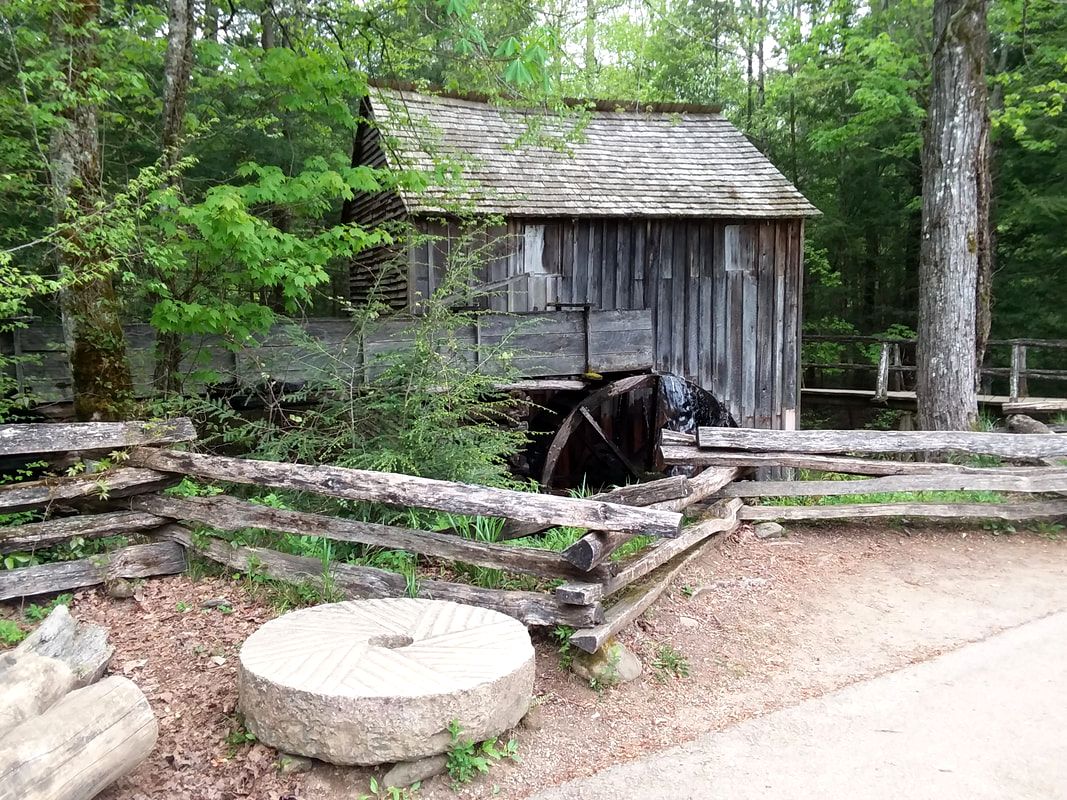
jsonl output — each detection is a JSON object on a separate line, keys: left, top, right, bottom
{"left": 549, "top": 218, "right": 803, "bottom": 429}
{"left": 404, "top": 215, "right": 804, "bottom": 428}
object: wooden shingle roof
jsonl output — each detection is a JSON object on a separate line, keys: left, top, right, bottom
{"left": 369, "top": 87, "right": 819, "bottom": 219}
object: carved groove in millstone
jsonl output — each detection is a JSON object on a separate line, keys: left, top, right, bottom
{"left": 238, "top": 598, "right": 535, "bottom": 765}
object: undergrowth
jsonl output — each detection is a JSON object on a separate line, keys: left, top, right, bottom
{"left": 445, "top": 720, "right": 519, "bottom": 788}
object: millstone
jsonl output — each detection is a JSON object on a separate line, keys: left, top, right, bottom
{"left": 237, "top": 598, "right": 535, "bottom": 765}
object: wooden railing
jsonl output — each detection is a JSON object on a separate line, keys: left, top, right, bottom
{"left": 803, "top": 335, "right": 1067, "bottom": 403}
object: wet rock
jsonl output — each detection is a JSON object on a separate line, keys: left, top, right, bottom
{"left": 382, "top": 754, "right": 448, "bottom": 788}
{"left": 754, "top": 522, "right": 785, "bottom": 540}
{"left": 571, "top": 640, "right": 642, "bottom": 687}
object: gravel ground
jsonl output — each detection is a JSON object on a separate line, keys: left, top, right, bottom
{"left": 3, "top": 523, "right": 1066, "bottom": 800}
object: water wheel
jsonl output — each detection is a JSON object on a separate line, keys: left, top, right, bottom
{"left": 538, "top": 373, "right": 734, "bottom": 490}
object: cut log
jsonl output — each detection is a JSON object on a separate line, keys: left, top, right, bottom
{"left": 661, "top": 445, "right": 972, "bottom": 476}
{"left": 497, "top": 475, "right": 690, "bottom": 541}
{"left": 739, "top": 500, "right": 1067, "bottom": 522}
{"left": 721, "top": 470, "right": 1067, "bottom": 498}
{"left": 0, "top": 675, "right": 157, "bottom": 800}
{"left": 14, "top": 605, "right": 113, "bottom": 688}
{"left": 0, "top": 652, "right": 75, "bottom": 739}
{"left": 562, "top": 467, "right": 742, "bottom": 571}
{"left": 128, "top": 447, "right": 682, "bottom": 537}
{"left": 0, "top": 418, "right": 196, "bottom": 458}
{"left": 569, "top": 535, "right": 711, "bottom": 654}
{"left": 553, "top": 582, "right": 604, "bottom": 605}
{"left": 696, "top": 426, "right": 1067, "bottom": 460}
{"left": 0, "top": 511, "right": 165, "bottom": 554}
{"left": 0, "top": 468, "right": 176, "bottom": 515}
{"left": 160, "top": 525, "right": 602, "bottom": 628}
{"left": 0, "top": 541, "right": 187, "bottom": 602}
{"left": 132, "top": 493, "right": 605, "bottom": 582}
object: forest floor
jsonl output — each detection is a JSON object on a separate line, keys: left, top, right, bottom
{"left": 6, "top": 522, "right": 1066, "bottom": 800}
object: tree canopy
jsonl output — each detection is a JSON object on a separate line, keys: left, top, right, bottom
{"left": 0, "top": 0, "right": 1063, "bottom": 417}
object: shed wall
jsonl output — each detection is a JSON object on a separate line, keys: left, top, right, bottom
{"left": 403, "top": 216, "right": 803, "bottom": 428}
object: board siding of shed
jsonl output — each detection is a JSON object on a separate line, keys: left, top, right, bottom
{"left": 346, "top": 210, "right": 805, "bottom": 431}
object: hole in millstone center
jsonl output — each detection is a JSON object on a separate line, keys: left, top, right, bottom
{"left": 368, "top": 634, "right": 415, "bottom": 650}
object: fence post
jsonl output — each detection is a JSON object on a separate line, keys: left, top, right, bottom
{"left": 890, "top": 343, "right": 903, "bottom": 391}
{"left": 1010, "top": 343, "right": 1028, "bottom": 400}
{"left": 874, "top": 342, "right": 890, "bottom": 402}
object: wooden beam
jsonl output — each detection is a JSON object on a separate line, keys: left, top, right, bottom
{"left": 0, "top": 541, "right": 187, "bottom": 601}
{"left": 128, "top": 447, "right": 682, "bottom": 537}
{"left": 722, "top": 470, "right": 1067, "bottom": 498}
{"left": 132, "top": 493, "right": 605, "bottom": 582}
{"left": 738, "top": 500, "right": 1067, "bottom": 522}
{"left": 696, "top": 427, "right": 1067, "bottom": 460}
{"left": 0, "top": 419, "right": 196, "bottom": 458}
{"left": 0, "top": 469, "right": 176, "bottom": 515}
{"left": 561, "top": 467, "right": 742, "bottom": 572}
{"left": 1002, "top": 399, "right": 1067, "bottom": 414}
{"left": 579, "top": 406, "right": 642, "bottom": 479}
{"left": 662, "top": 445, "right": 975, "bottom": 476}
{"left": 496, "top": 475, "right": 690, "bottom": 541}
{"left": 569, "top": 533, "right": 711, "bottom": 654}
{"left": 598, "top": 499, "right": 740, "bottom": 596}
{"left": 160, "top": 525, "right": 601, "bottom": 627}
{"left": 0, "top": 511, "right": 165, "bottom": 554}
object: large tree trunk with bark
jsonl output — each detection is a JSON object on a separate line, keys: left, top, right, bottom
{"left": 51, "top": 0, "right": 134, "bottom": 421}
{"left": 916, "top": 0, "right": 990, "bottom": 431}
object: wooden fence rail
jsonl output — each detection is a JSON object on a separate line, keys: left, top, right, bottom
{"left": 0, "top": 418, "right": 717, "bottom": 651}
{"left": 665, "top": 425, "right": 1067, "bottom": 530}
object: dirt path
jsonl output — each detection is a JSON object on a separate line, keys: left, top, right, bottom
{"left": 6, "top": 524, "right": 1065, "bottom": 799}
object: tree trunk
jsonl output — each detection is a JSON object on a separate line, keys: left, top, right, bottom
{"left": 916, "top": 0, "right": 989, "bottom": 431}
{"left": 583, "top": 0, "right": 597, "bottom": 93}
{"left": 51, "top": 0, "right": 134, "bottom": 421}
{"left": 154, "top": 0, "right": 196, "bottom": 394}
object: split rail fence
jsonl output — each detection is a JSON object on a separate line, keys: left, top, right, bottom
{"left": 0, "top": 418, "right": 742, "bottom": 654}
{"left": 662, "top": 426, "right": 1067, "bottom": 522}
{"left": 5, "top": 419, "right": 1067, "bottom": 656}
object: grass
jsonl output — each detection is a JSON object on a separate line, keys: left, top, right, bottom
{"left": 445, "top": 720, "right": 519, "bottom": 788}
{"left": 651, "top": 643, "right": 691, "bottom": 682}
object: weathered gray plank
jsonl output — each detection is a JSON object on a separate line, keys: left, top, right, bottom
{"left": 569, "top": 532, "right": 711, "bottom": 654}
{"left": 129, "top": 446, "right": 683, "bottom": 536}
{"left": 739, "top": 500, "right": 1067, "bottom": 522}
{"left": 0, "top": 541, "right": 186, "bottom": 601}
{"left": 662, "top": 445, "right": 976, "bottom": 476}
{"left": 0, "top": 469, "right": 176, "bottom": 515}
{"left": 0, "top": 511, "right": 165, "bottom": 554}
{"left": 723, "top": 470, "right": 1067, "bottom": 497}
{"left": 160, "top": 525, "right": 601, "bottom": 627}
{"left": 0, "top": 419, "right": 196, "bottom": 458}
{"left": 132, "top": 493, "right": 603, "bottom": 581}
{"left": 600, "top": 499, "right": 742, "bottom": 596}
{"left": 696, "top": 427, "right": 1067, "bottom": 459}
{"left": 562, "top": 467, "right": 741, "bottom": 571}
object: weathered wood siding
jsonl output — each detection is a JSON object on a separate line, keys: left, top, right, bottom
{"left": 341, "top": 100, "right": 408, "bottom": 311}
{"left": 556, "top": 218, "right": 802, "bottom": 428}
{"left": 4, "top": 312, "right": 653, "bottom": 403}
{"left": 402, "top": 216, "right": 803, "bottom": 427}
